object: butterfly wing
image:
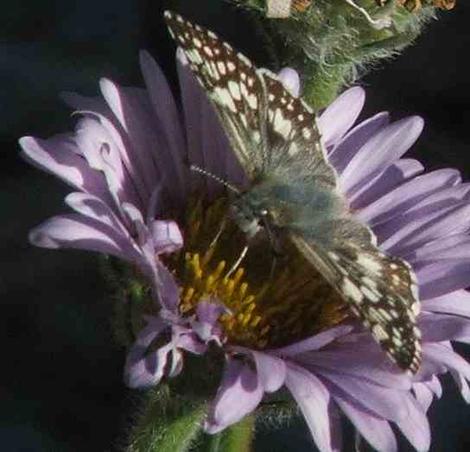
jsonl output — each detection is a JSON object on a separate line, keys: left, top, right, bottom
{"left": 166, "top": 10, "right": 267, "bottom": 179}
{"left": 258, "top": 70, "right": 337, "bottom": 190}
{"left": 164, "top": 10, "right": 336, "bottom": 189}
{"left": 290, "top": 231, "right": 422, "bottom": 373}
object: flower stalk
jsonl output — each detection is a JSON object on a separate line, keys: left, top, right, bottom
{"left": 203, "top": 415, "right": 255, "bottom": 452}
{"left": 127, "top": 373, "right": 257, "bottom": 452}
{"left": 127, "top": 385, "right": 207, "bottom": 452}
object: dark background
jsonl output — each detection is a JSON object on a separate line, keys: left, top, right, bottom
{"left": 0, "top": 0, "right": 469, "bottom": 450}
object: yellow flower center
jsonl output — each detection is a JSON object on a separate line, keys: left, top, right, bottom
{"left": 164, "top": 196, "right": 349, "bottom": 349}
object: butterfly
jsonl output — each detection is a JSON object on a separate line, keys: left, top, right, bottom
{"left": 164, "top": 10, "right": 422, "bottom": 373}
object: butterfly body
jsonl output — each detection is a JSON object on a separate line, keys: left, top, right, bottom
{"left": 232, "top": 175, "right": 344, "bottom": 244}
{"left": 165, "top": 10, "right": 422, "bottom": 373}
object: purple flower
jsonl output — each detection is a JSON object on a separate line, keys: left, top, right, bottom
{"left": 19, "top": 51, "right": 192, "bottom": 293}
{"left": 21, "top": 50, "right": 470, "bottom": 452}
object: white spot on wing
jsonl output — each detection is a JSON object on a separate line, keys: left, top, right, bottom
{"left": 203, "top": 46, "right": 214, "bottom": 57}
{"left": 228, "top": 80, "right": 242, "bottom": 101}
{"left": 217, "top": 61, "right": 226, "bottom": 75}
{"left": 356, "top": 254, "right": 383, "bottom": 274}
{"left": 273, "top": 108, "right": 292, "bottom": 138}
{"left": 360, "top": 285, "right": 380, "bottom": 303}
{"left": 302, "top": 127, "right": 312, "bottom": 140}
{"left": 213, "top": 86, "right": 237, "bottom": 113}
{"left": 342, "top": 278, "right": 364, "bottom": 304}
{"left": 237, "top": 52, "right": 252, "bottom": 67}
{"left": 373, "top": 324, "right": 388, "bottom": 341}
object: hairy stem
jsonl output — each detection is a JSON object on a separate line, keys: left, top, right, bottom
{"left": 202, "top": 415, "right": 256, "bottom": 452}
{"left": 127, "top": 385, "right": 207, "bottom": 452}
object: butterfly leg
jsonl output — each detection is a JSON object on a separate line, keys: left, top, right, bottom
{"left": 269, "top": 254, "right": 278, "bottom": 280}
{"left": 261, "top": 216, "right": 283, "bottom": 252}
{"left": 225, "top": 245, "right": 249, "bottom": 279}
{"left": 210, "top": 215, "right": 228, "bottom": 248}
{"left": 259, "top": 216, "right": 285, "bottom": 279}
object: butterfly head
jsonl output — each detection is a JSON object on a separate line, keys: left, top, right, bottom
{"left": 230, "top": 191, "right": 269, "bottom": 240}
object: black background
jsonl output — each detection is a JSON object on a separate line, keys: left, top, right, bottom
{"left": 0, "top": 0, "right": 469, "bottom": 450}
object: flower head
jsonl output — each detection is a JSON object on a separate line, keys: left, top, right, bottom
{"left": 21, "top": 49, "right": 470, "bottom": 451}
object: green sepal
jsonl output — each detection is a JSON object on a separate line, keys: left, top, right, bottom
{"left": 99, "top": 255, "right": 153, "bottom": 347}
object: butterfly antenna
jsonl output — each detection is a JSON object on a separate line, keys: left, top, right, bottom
{"left": 190, "top": 165, "right": 240, "bottom": 194}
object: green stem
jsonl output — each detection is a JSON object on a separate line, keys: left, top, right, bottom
{"left": 204, "top": 415, "right": 256, "bottom": 452}
{"left": 303, "top": 64, "right": 352, "bottom": 110}
{"left": 127, "top": 385, "right": 207, "bottom": 452}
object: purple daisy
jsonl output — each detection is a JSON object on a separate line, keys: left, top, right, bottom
{"left": 20, "top": 49, "right": 470, "bottom": 452}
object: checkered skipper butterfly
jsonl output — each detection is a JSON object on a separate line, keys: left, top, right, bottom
{"left": 165, "top": 11, "right": 421, "bottom": 372}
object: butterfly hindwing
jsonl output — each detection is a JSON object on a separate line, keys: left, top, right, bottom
{"left": 259, "top": 70, "right": 337, "bottom": 189}
{"left": 290, "top": 232, "right": 421, "bottom": 372}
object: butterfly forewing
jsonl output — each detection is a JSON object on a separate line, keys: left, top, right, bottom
{"left": 165, "top": 10, "right": 336, "bottom": 189}
{"left": 165, "top": 10, "right": 422, "bottom": 373}
{"left": 165, "top": 10, "right": 267, "bottom": 178}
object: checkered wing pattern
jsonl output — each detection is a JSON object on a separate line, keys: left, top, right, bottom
{"left": 165, "top": 10, "right": 336, "bottom": 188}
{"left": 291, "top": 233, "right": 421, "bottom": 372}
{"left": 165, "top": 10, "right": 421, "bottom": 373}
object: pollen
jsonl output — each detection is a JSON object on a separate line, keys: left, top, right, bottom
{"left": 164, "top": 197, "right": 349, "bottom": 349}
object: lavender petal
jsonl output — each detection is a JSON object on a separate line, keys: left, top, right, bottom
{"left": 423, "top": 290, "right": 470, "bottom": 318}
{"left": 334, "top": 396, "right": 398, "bottom": 452}
{"left": 205, "top": 358, "right": 263, "bottom": 434}
{"left": 318, "top": 87, "right": 365, "bottom": 148}
{"left": 252, "top": 350, "right": 286, "bottom": 393}
{"left": 340, "top": 116, "right": 424, "bottom": 194}
{"left": 285, "top": 363, "right": 333, "bottom": 452}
